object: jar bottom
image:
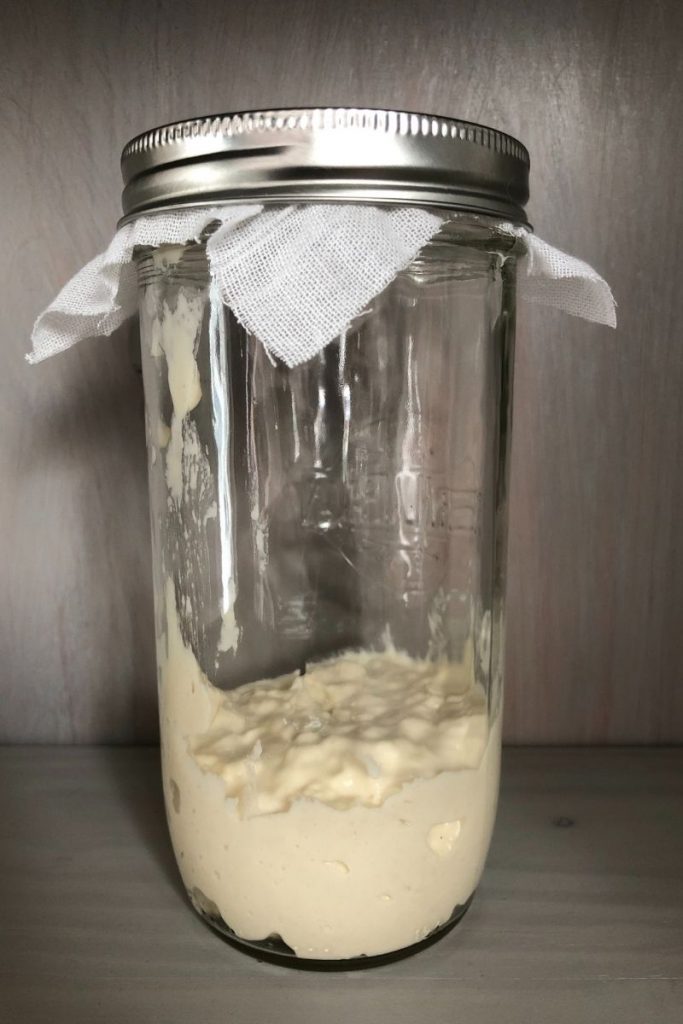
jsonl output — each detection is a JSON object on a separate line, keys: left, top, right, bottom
{"left": 188, "top": 891, "right": 476, "bottom": 971}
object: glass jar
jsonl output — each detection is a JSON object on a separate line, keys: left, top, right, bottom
{"left": 126, "top": 108, "right": 528, "bottom": 965}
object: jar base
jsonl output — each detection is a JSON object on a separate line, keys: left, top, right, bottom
{"left": 189, "top": 892, "right": 475, "bottom": 971}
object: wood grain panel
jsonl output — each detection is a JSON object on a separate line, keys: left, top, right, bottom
{"left": 0, "top": 0, "right": 681, "bottom": 741}
{"left": 2, "top": 746, "right": 682, "bottom": 1019}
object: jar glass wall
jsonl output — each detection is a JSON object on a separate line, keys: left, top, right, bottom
{"left": 136, "top": 211, "right": 517, "bottom": 963}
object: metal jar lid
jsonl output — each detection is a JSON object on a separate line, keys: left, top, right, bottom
{"left": 120, "top": 107, "right": 530, "bottom": 224}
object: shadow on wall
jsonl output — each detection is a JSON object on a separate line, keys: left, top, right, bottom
{"left": 22, "top": 319, "right": 158, "bottom": 743}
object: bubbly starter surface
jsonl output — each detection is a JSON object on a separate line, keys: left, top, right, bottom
{"left": 160, "top": 579, "right": 501, "bottom": 960}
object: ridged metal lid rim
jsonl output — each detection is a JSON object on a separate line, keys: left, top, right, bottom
{"left": 120, "top": 107, "right": 530, "bottom": 224}
{"left": 122, "top": 108, "right": 530, "bottom": 167}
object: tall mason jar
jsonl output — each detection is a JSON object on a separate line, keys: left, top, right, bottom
{"left": 123, "top": 109, "right": 528, "bottom": 965}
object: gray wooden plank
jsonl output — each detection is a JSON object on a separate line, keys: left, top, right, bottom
{"left": 1, "top": 0, "right": 683, "bottom": 742}
{"left": 0, "top": 746, "right": 681, "bottom": 1022}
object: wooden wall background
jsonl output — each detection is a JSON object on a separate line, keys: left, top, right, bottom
{"left": 1, "top": 0, "right": 681, "bottom": 744}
